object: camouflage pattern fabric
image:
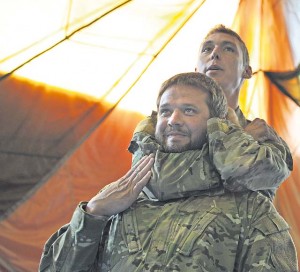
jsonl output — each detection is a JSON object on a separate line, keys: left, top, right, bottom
{"left": 39, "top": 111, "right": 297, "bottom": 271}
{"left": 207, "top": 117, "right": 291, "bottom": 192}
{"left": 232, "top": 107, "right": 293, "bottom": 198}
{"left": 234, "top": 107, "right": 292, "bottom": 171}
{"left": 129, "top": 114, "right": 291, "bottom": 200}
{"left": 39, "top": 191, "right": 298, "bottom": 271}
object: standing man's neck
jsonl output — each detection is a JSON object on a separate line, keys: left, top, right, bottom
{"left": 224, "top": 90, "right": 239, "bottom": 110}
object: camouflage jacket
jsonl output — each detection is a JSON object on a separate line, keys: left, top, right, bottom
{"left": 39, "top": 193, "right": 298, "bottom": 271}
{"left": 128, "top": 114, "right": 292, "bottom": 200}
{"left": 39, "top": 118, "right": 298, "bottom": 272}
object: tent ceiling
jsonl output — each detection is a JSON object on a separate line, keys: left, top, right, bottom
{"left": 0, "top": 0, "right": 239, "bottom": 115}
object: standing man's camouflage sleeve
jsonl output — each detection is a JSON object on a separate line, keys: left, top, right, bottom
{"left": 39, "top": 202, "right": 110, "bottom": 272}
{"left": 207, "top": 117, "right": 291, "bottom": 192}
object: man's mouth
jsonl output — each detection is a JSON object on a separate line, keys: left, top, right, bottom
{"left": 166, "top": 130, "right": 187, "bottom": 137}
{"left": 206, "top": 65, "right": 222, "bottom": 72}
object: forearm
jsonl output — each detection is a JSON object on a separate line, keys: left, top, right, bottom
{"left": 39, "top": 202, "right": 110, "bottom": 272}
{"left": 208, "top": 118, "right": 291, "bottom": 191}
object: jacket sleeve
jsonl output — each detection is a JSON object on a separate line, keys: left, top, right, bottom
{"left": 207, "top": 118, "right": 292, "bottom": 192}
{"left": 39, "top": 202, "right": 110, "bottom": 272}
{"left": 128, "top": 112, "right": 158, "bottom": 166}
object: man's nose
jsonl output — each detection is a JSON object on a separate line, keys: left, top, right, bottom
{"left": 168, "top": 110, "right": 183, "bottom": 127}
{"left": 211, "top": 47, "right": 220, "bottom": 60}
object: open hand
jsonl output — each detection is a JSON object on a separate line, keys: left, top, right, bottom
{"left": 86, "top": 154, "right": 154, "bottom": 217}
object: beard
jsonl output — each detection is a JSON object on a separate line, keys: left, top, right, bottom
{"left": 160, "top": 141, "right": 192, "bottom": 153}
{"left": 155, "top": 129, "right": 206, "bottom": 153}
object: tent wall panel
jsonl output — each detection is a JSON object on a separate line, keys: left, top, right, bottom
{"left": 0, "top": 91, "right": 144, "bottom": 271}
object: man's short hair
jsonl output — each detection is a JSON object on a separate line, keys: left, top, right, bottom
{"left": 156, "top": 72, "right": 228, "bottom": 119}
{"left": 202, "top": 24, "right": 250, "bottom": 67}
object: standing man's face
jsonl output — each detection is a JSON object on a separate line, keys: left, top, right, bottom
{"left": 196, "top": 32, "right": 247, "bottom": 96}
{"left": 155, "top": 85, "right": 210, "bottom": 153}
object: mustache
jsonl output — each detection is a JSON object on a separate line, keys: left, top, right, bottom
{"left": 165, "top": 128, "right": 189, "bottom": 136}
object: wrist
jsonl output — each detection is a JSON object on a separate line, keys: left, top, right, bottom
{"left": 82, "top": 202, "right": 110, "bottom": 220}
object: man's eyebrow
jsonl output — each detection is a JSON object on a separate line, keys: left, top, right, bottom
{"left": 160, "top": 103, "right": 198, "bottom": 109}
{"left": 181, "top": 103, "right": 198, "bottom": 107}
{"left": 202, "top": 40, "right": 237, "bottom": 48}
{"left": 202, "top": 40, "right": 213, "bottom": 47}
{"left": 159, "top": 103, "right": 170, "bottom": 109}
{"left": 221, "top": 40, "right": 237, "bottom": 48}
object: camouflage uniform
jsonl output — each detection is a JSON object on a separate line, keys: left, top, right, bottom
{"left": 233, "top": 107, "right": 293, "bottom": 199}
{"left": 129, "top": 110, "right": 293, "bottom": 200}
{"left": 39, "top": 116, "right": 298, "bottom": 272}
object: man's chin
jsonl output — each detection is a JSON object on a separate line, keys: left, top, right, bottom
{"left": 162, "top": 140, "right": 205, "bottom": 153}
{"left": 163, "top": 144, "right": 190, "bottom": 153}
{"left": 205, "top": 71, "right": 223, "bottom": 82}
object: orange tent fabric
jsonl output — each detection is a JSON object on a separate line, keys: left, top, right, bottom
{"left": 0, "top": 74, "right": 144, "bottom": 270}
{"left": 233, "top": 0, "right": 300, "bottom": 267}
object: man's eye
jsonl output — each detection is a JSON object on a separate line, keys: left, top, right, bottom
{"left": 224, "top": 46, "right": 234, "bottom": 52}
{"left": 159, "top": 109, "right": 170, "bottom": 116}
{"left": 201, "top": 46, "right": 212, "bottom": 53}
{"left": 185, "top": 108, "right": 196, "bottom": 115}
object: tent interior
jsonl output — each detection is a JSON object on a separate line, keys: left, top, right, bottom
{"left": 0, "top": 0, "right": 299, "bottom": 271}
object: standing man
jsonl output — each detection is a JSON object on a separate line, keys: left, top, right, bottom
{"left": 195, "top": 25, "right": 293, "bottom": 198}
{"left": 39, "top": 72, "right": 298, "bottom": 271}
{"left": 195, "top": 24, "right": 293, "bottom": 171}
{"left": 133, "top": 24, "right": 292, "bottom": 198}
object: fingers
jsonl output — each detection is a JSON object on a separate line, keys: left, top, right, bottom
{"left": 252, "top": 118, "right": 277, "bottom": 141}
{"left": 118, "top": 154, "right": 154, "bottom": 195}
{"left": 131, "top": 154, "right": 154, "bottom": 183}
{"left": 131, "top": 154, "right": 154, "bottom": 195}
{"left": 133, "top": 154, "right": 154, "bottom": 171}
{"left": 133, "top": 170, "right": 152, "bottom": 194}
{"left": 87, "top": 154, "right": 154, "bottom": 217}
{"left": 116, "top": 154, "right": 154, "bottom": 191}
{"left": 246, "top": 118, "right": 280, "bottom": 143}
{"left": 117, "top": 156, "right": 149, "bottom": 187}
{"left": 123, "top": 154, "right": 151, "bottom": 178}
{"left": 250, "top": 118, "right": 267, "bottom": 128}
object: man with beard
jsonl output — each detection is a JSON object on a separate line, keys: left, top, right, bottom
{"left": 39, "top": 72, "right": 297, "bottom": 271}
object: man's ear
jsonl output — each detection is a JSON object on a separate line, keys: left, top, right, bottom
{"left": 243, "top": 65, "right": 252, "bottom": 79}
